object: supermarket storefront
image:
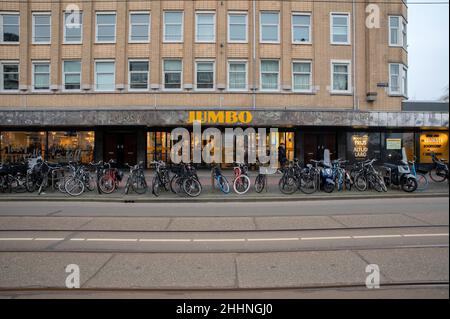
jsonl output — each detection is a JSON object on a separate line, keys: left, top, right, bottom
{"left": 0, "top": 109, "right": 448, "bottom": 167}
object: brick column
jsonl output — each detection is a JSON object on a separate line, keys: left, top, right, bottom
{"left": 19, "top": 1, "right": 29, "bottom": 92}
{"left": 216, "top": 0, "right": 227, "bottom": 89}
{"left": 281, "top": 1, "right": 292, "bottom": 91}
{"left": 150, "top": 0, "right": 161, "bottom": 89}
{"left": 183, "top": 0, "right": 194, "bottom": 88}
{"left": 50, "top": 2, "right": 61, "bottom": 90}
{"left": 81, "top": 1, "right": 92, "bottom": 90}
{"left": 115, "top": 0, "right": 127, "bottom": 90}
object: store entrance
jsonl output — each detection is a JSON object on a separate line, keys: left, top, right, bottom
{"left": 104, "top": 132, "right": 137, "bottom": 167}
{"left": 304, "top": 133, "right": 337, "bottom": 164}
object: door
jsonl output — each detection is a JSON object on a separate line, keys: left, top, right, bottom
{"left": 304, "top": 133, "right": 337, "bottom": 164}
{"left": 104, "top": 132, "right": 137, "bottom": 167}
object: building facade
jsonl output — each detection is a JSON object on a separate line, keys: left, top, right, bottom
{"left": 0, "top": 0, "right": 448, "bottom": 167}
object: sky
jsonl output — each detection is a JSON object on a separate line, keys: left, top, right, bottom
{"left": 408, "top": 1, "right": 449, "bottom": 100}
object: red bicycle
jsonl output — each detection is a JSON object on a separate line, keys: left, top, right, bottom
{"left": 98, "top": 160, "right": 123, "bottom": 194}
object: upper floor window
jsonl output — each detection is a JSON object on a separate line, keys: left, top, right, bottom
{"left": 0, "top": 13, "right": 20, "bottom": 43}
{"left": 64, "top": 11, "right": 83, "bottom": 44}
{"left": 331, "top": 60, "right": 351, "bottom": 93}
{"left": 96, "top": 12, "right": 116, "bottom": 43}
{"left": 389, "top": 16, "right": 407, "bottom": 49}
{"left": 389, "top": 63, "right": 408, "bottom": 96}
{"left": 228, "top": 60, "right": 247, "bottom": 91}
{"left": 32, "top": 13, "right": 51, "bottom": 44}
{"left": 63, "top": 60, "right": 81, "bottom": 91}
{"left": 0, "top": 62, "right": 19, "bottom": 91}
{"left": 228, "top": 12, "right": 247, "bottom": 43}
{"left": 292, "top": 61, "right": 312, "bottom": 92}
{"left": 292, "top": 13, "right": 311, "bottom": 43}
{"left": 260, "top": 60, "right": 279, "bottom": 91}
{"left": 163, "top": 59, "right": 182, "bottom": 90}
{"left": 129, "top": 12, "right": 150, "bottom": 43}
{"left": 196, "top": 12, "right": 215, "bottom": 43}
{"left": 32, "top": 62, "right": 50, "bottom": 91}
{"left": 260, "top": 12, "right": 279, "bottom": 43}
{"left": 129, "top": 60, "right": 149, "bottom": 90}
{"left": 196, "top": 61, "right": 214, "bottom": 90}
{"left": 95, "top": 60, "right": 115, "bottom": 91}
{"left": 164, "top": 11, "right": 183, "bottom": 42}
{"left": 331, "top": 13, "right": 350, "bottom": 45}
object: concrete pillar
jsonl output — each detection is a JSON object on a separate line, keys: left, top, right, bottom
{"left": 94, "top": 130, "right": 104, "bottom": 162}
{"left": 137, "top": 129, "right": 147, "bottom": 166}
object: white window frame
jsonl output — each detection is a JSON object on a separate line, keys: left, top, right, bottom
{"left": 63, "top": 11, "right": 83, "bottom": 44}
{"left": 94, "top": 59, "right": 116, "bottom": 92}
{"left": 330, "top": 60, "right": 352, "bottom": 94}
{"left": 162, "top": 59, "right": 183, "bottom": 91}
{"left": 227, "top": 12, "right": 248, "bottom": 43}
{"left": 129, "top": 11, "right": 150, "bottom": 44}
{"left": 163, "top": 11, "right": 184, "bottom": 43}
{"left": 330, "top": 12, "right": 350, "bottom": 45}
{"left": 292, "top": 60, "right": 313, "bottom": 93}
{"left": 260, "top": 11, "right": 280, "bottom": 44}
{"left": 32, "top": 61, "right": 51, "bottom": 92}
{"left": 389, "top": 15, "right": 407, "bottom": 49}
{"left": 195, "top": 60, "right": 215, "bottom": 91}
{"left": 292, "top": 12, "right": 311, "bottom": 44}
{"left": 227, "top": 60, "right": 248, "bottom": 92}
{"left": 95, "top": 12, "right": 116, "bottom": 44}
{"left": 32, "top": 12, "right": 51, "bottom": 45}
{"left": 195, "top": 11, "right": 216, "bottom": 43}
{"left": 260, "top": 59, "right": 280, "bottom": 92}
{"left": 128, "top": 59, "right": 150, "bottom": 91}
{"left": 62, "top": 60, "right": 81, "bottom": 92}
{"left": 0, "top": 61, "right": 19, "bottom": 92}
{"left": 389, "top": 63, "right": 408, "bottom": 97}
{"left": 0, "top": 12, "right": 20, "bottom": 44}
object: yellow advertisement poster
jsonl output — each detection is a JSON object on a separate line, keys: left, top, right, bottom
{"left": 420, "top": 132, "right": 449, "bottom": 163}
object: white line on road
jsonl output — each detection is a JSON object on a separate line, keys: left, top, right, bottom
{"left": 0, "top": 233, "right": 448, "bottom": 243}
{"left": 301, "top": 236, "right": 352, "bottom": 241}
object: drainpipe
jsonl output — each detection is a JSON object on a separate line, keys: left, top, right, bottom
{"left": 252, "top": 0, "right": 256, "bottom": 110}
{"left": 352, "top": 0, "right": 358, "bottom": 111}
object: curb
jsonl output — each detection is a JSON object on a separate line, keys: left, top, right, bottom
{"left": 0, "top": 192, "right": 448, "bottom": 203}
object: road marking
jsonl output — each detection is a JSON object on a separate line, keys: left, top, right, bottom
{"left": 301, "top": 236, "right": 352, "bottom": 241}
{"left": 247, "top": 238, "right": 299, "bottom": 241}
{"left": 192, "top": 238, "right": 246, "bottom": 242}
{"left": 403, "top": 233, "right": 449, "bottom": 238}
{"left": 85, "top": 238, "right": 138, "bottom": 242}
{"left": 0, "top": 233, "right": 448, "bottom": 243}
{"left": 353, "top": 235, "right": 402, "bottom": 239}
{"left": 139, "top": 239, "right": 191, "bottom": 242}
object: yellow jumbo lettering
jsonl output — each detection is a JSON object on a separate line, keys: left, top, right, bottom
{"left": 225, "top": 112, "right": 238, "bottom": 124}
{"left": 208, "top": 112, "right": 225, "bottom": 124}
{"left": 238, "top": 111, "right": 253, "bottom": 124}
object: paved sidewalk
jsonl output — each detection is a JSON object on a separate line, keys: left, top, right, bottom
{"left": 0, "top": 169, "right": 448, "bottom": 202}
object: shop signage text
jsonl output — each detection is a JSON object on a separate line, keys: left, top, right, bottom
{"left": 352, "top": 135, "right": 369, "bottom": 159}
{"left": 188, "top": 111, "right": 253, "bottom": 125}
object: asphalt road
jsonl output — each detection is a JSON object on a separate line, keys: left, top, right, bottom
{"left": 0, "top": 197, "right": 448, "bottom": 298}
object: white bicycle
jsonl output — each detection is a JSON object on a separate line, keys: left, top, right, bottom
{"left": 233, "top": 163, "right": 251, "bottom": 195}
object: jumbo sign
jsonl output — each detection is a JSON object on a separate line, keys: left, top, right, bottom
{"left": 187, "top": 111, "right": 253, "bottom": 125}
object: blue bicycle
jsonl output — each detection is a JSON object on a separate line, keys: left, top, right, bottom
{"left": 211, "top": 165, "right": 230, "bottom": 194}
{"left": 409, "top": 157, "right": 428, "bottom": 191}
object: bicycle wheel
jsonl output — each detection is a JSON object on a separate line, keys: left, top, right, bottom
{"left": 278, "top": 176, "right": 298, "bottom": 195}
{"left": 84, "top": 173, "right": 96, "bottom": 192}
{"left": 234, "top": 175, "right": 251, "bottom": 195}
{"left": 99, "top": 175, "right": 116, "bottom": 194}
{"left": 152, "top": 176, "right": 161, "bottom": 197}
{"left": 132, "top": 174, "right": 148, "bottom": 194}
{"left": 25, "top": 174, "right": 37, "bottom": 192}
{"left": 416, "top": 173, "right": 428, "bottom": 191}
{"left": 299, "top": 174, "right": 316, "bottom": 194}
{"left": 354, "top": 174, "right": 367, "bottom": 191}
{"left": 429, "top": 168, "right": 447, "bottom": 182}
{"left": 65, "top": 178, "right": 85, "bottom": 196}
{"left": 254, "top": 174, "right": 266, "bottom": 193}
{"left": 169, "top": 174, "right": 179, "bottom": 193}
{"left": 183, "top": 178, "right": 202, "bottom": 197}
{"left": 217, "top": 175, "right": 230, "bottom": 194}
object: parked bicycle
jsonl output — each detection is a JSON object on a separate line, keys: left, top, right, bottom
{"left": 409, "top": 156, "right": 428, "bottom": 191}
{"left": 124, "top": 161, "right": 148, "bottom": 194}
{"left": 0, "top": 162, "right": 28, "bottom": 193}
{"left": 98, "top": 160, "right": 123, "bottom": 194}
{"left": 211, "top": 164, "right": 230, "bottom": 194}
{"left": 152, "top": 160, "right": 172, "bottom": 197}
{"left": 430, "top": 152, "right": 449, "bottom": 183}
{"left": 233, "top": 163, "right": 251, "bottom": 195}
{"left": 353, "top": 159, "right": 387, "bottom": 192}
{"left": 64, "top": 162, "right": 96, "bottom": 196}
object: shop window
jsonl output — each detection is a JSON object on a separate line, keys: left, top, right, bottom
{"left": 347, "top": 132, "right": 381, "bottom": 163}
{"left": 47, "top": 131, "right": 94, "bottom": 164}
{"left": 147, "top": 132, "right": 173, "bottom": 167}
{"left": 0, "top": 131, "right": 46, "bottom": 163}
{"left": 382, "top": 132, "right": 415, "bottom": 163}
{"left": 419, "top": 131, "right": 449, "bottom": 164}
